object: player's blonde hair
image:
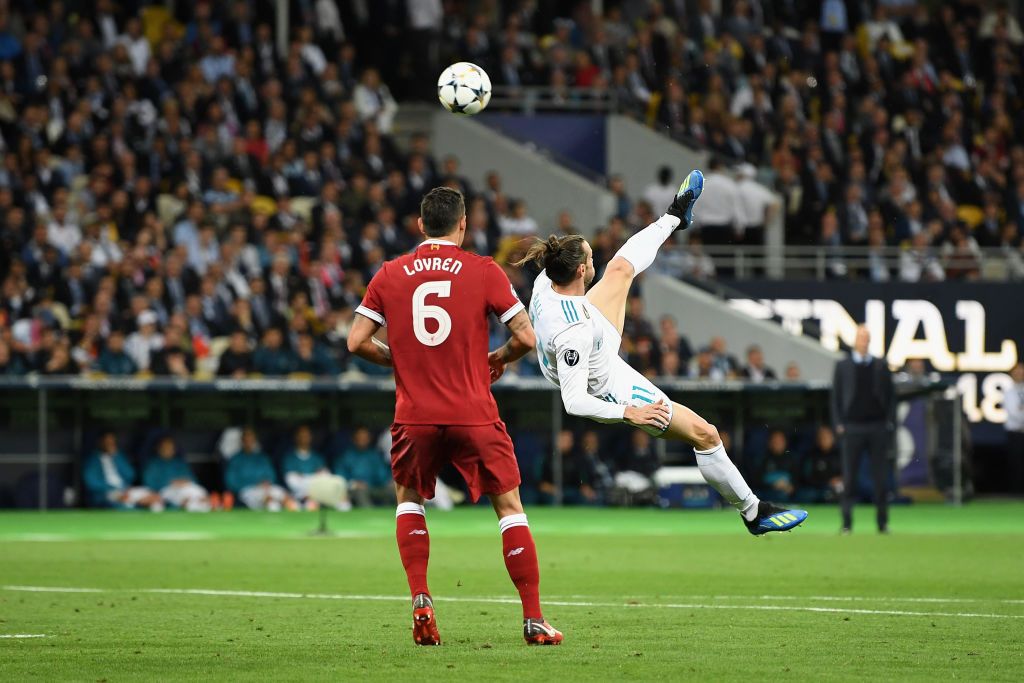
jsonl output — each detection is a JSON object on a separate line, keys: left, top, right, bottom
{"left": 513, "top": 235, "right": 587, "bottom": 285}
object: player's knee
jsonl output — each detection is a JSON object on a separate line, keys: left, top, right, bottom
{"left": 694, "top": 420, "right": 720, "bottom": 451}
{"left": 604, "top": 257, "right": 635, "bottom": 280}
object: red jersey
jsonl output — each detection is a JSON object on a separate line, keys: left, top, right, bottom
{"left": 356, "top": 239, "right": 524, "bottom": 425}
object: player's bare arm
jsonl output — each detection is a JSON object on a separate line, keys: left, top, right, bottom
{"left": 488, "top": 309, "right": 536, "bottom": 382}
{"left": 347, "top": 314, "right": 393, "bottom": 367}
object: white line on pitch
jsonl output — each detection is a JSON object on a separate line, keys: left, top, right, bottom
{"left": 0, "top": 634, "right": 47, "bottom": 639}
{"left": 551, "top": 593, "right": 1024, "bottom": 605}
{"left": 2, "top": 585, "right": 1022, "bottom": 620}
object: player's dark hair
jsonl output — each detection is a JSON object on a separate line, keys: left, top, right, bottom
{"left": 420, "top": 187, "right": 466, "bottom": 237}
{"left": 513, "top": 235, "right": 588, "bottom": 285}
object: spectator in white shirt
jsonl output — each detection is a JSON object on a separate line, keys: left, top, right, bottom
{"left": 498, "top": 199, "right": 539, "bottom": 237}
{"left": 735, "top": 163, "right": 777, "bottom": 246}
{"left": 47, "top": 204, "right": 81, "bottom": 256}
{"left": 353, "top": 68, "right": 398, "bottom": 134}
{"left": 642, "top": 166, "right": 677, "bottom": 216}
{"left": 1005, "top": 363, "right": 1024, "bottom": 493}
{"left": 119, "top": 18, "right": 150, "bottom": 76}
{"left": 697, "top": 157, "right": 741, "bottom": 245}
{"left": 899, "top": 230, "right": 945, "bottom": 282}
{"left": 125, "top": 311, "right": 164, "bottom": 371}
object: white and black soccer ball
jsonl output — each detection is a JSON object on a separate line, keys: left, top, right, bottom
{"left": 437, "top": 62, "right": 492, "bottom": 116}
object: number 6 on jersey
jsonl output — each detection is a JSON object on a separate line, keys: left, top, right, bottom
{"left": 413, "top": 281, "right": 452, "bottom": 346}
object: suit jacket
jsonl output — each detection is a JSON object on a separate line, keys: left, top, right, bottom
{"left": 831, "top": 355, "right": 895, "bottom": 430}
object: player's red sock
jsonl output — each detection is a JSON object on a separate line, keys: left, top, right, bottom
{"left": 395, "top": 502, "right": 430, "bottom": 598}
{"left": 499, "top": 514, "right": 542, "bottom": 619}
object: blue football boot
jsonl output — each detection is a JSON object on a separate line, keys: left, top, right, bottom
{"left": 666, "top": 169, "right": 704, "bottom": 229}
{"left": 744, "top": 501, "right": 809, "bottom": 536}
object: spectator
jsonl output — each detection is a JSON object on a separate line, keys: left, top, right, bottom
{"left": 353, "top": 68, "right": 398, "bottom": 134}
{"left": 899, "top": 230, "right": 945, "bottom": 282}
{"left": 757, "top": 429, "right": 797, "bottom": 503}
{"left": 294, "top": 332, "right": 338, "bottom": 376}
{"left": 622, "top": 295, "right": 656, "bottom": 342}
{"left": 697, "top": 158, "right": 741, "bottom": 245}
{"left": 709, "top": 336, "right": 740, "bottom": 378}
{"left": 224, "top": 427, "right": 296, "bottom": 511}
{"left": 741, "top": 345, "right": 777, "bottom": 382}
{"left": 689, "top": 347, "right": 724, "bottom": 381}
{"left": 150, "top": 325, "right": 195, "bottom": 378}
{"left": 143, "top": 436, "right": 212, "bottom": 512}
{"left": 801, "top": 426, "right": 842, "bottom": 503}
{"left": 735, "top": 163, "right": 776, "bottom": 246}
{"left": 657, "top": 315, "right": 693, "bottom": 369}
{"left": 83, "top": 431, "right": 163, "bottom": 510}
{"left": 217, "top": 330, "right": 254, "bottom": 378}
{"left": 642, "top": 166, "right": 677, "bottom": 215}
{"left": 680, "top": 235, "right": 717, "bottom": 279}
{"left": 497, "top": 198, "right": 539, "bottom": 237}
{"left": 539, "top": 430, "right": 602, "bottom": 506}
{"left": 125, "top": 311, "right": 164, "bottom": 373}
{"left": 1005, "top": 363, "right": 1024, "bottom": 494}
{"left": 335, "top": 427, "right": 392, "bottom": 507}
{"left": 610, "top": 430, "right": 660, "bottom": 506}
{"left": 784, "top": 362, "right": 802, "bottom": 381}
{"left": 97, "top": 330, "right": 137, "bottom": 376}
{"left": 253, "top": 328, "right": 296, "bottom": 376}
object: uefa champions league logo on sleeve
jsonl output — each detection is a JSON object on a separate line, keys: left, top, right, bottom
{"left": 564, "top": 350, "right": 580, "bottom": 367}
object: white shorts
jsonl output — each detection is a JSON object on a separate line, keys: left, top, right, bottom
{"left": 109, "top": 486, "right": 155, "bottom": 507}
{"left": 240, "top": 483, "right": 289, "bottom": 510}
{"left": 594, "top": 355, "right": 674, "bottom": 436}
{"left": 160, "top": 482, "right": 209, "bottom": 508}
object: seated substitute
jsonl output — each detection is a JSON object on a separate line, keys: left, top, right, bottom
{"left": 143, "top": 436, "right": 212, "bottom": 512}
{"left": 283, "top": 425, "right": 351, "bottom": 510}
{"left": 224, "top": 427, "right": 297, "bottom": 511}
{"left": 83, "top": 430, "right": 163, "bottom": 511}
{"left": 334, "top": 426, "right": 394, "bottom": 507}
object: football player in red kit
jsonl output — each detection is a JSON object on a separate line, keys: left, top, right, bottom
{"left": 347, "top": 187, "right": 563, "bottom": 646}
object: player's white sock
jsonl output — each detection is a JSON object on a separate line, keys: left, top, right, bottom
{"left": 613, "top": 214, "right": 680, "bottom": 275}
{"left": 694, "top": 442, "right": 760, "bottom": 521}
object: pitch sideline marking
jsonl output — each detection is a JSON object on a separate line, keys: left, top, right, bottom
{"left": 0, "top": 634, "right": 47, "bottom": 638}
{"left": 2, "top": 585, "right": 1022, "bottom": 620}
{"left": 553, "top": 593, "right": 1024, "bottom": 605}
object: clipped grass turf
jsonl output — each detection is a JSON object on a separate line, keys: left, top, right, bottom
{"left": 1, "top": 503, "right": 1023, "bottom": 681}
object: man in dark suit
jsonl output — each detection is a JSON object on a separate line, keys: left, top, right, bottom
{"left": 831, "top": 325, "right": 895, "bottom": 534}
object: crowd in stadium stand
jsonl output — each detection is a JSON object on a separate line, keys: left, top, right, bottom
{"left": 5, "top": 0, "right": 1024, "bottom": 384}
{"left": 0, "top": 0, "right": 812, "bottom": 381}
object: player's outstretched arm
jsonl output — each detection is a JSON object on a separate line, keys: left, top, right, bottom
{"left": 347, "top": 314, "right": 393, "bottom": 367}
{"left": 488, "top": 310, "right": 536, "bottom": 382}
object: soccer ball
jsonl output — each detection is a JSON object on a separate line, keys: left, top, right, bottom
{"left": 437, "top": 62, "right": 492, "bottom": 115}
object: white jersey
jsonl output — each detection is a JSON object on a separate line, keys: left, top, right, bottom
{"left": 529, "top": 270, "right": 672, "bottom": 431}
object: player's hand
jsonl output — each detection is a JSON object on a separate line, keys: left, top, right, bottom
{"left": 487, "top": 350, "right": 506, "bottom": 383}
{"left": 624, "top": 400, "right": 671, "bottom": 431}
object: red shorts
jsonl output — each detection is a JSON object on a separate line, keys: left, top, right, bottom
{"left": 390, "top": 422, "right": 521, "bottom": 502}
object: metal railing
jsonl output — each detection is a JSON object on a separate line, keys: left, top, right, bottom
{"left": 489, "top": 85, "right": 621, "bottom": 113}
{"left": 669, "top": 245, "right": 1024, "bottom": 281}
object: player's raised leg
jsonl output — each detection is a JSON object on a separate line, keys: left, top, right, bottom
{"left": 586, "top": 170, "right": 704, "bottom": 334}
{"left": 663, "top": 401, "right": 808, "bottom": 535}
{"left": 489, "top": 488, "right": 563, "bottom": 645}
{"left": 394, "top": 484, "right": 441, "bottom": 645}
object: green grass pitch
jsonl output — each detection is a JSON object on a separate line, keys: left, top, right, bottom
{"left": 1, "top": 503, "right": 1022, "bottom": 681}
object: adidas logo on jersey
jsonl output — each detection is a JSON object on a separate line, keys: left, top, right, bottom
{"left": 409, "top": 529, "right": 427, "bottom": 535}
{"left": 506, "top": 546, "right": 525, "bottom": 557}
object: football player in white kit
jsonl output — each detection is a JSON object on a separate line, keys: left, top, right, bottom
{"left": 491, "top": 170, "right": 807, "bottom": 535}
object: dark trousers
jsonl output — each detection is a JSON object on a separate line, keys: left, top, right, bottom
{"left": 1009, "top": 432, "right": 1024, "bottom": 493}
{"left": 840, "top": 422, "right": 891, "bottom": 530}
